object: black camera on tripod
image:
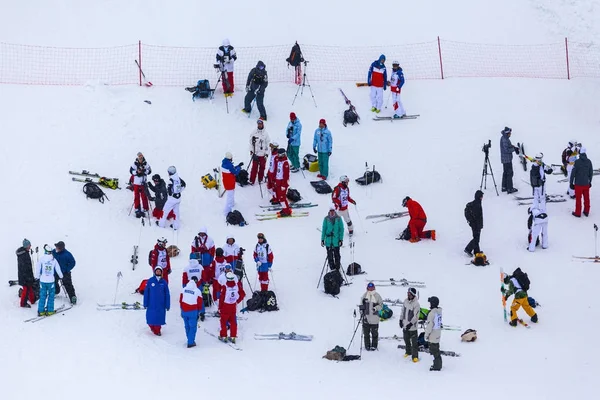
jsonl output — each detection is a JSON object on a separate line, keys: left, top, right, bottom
{"left": 239, "top": 247, "right": 246, "bottom": 256}
{"left": 482, "top": 139, "right": 492, "bottom": 155}
{"left": 358, "top": 298, "right": 367, "bottom": 313}
{"left": 213, "top": 63, "right": 223, "bottom": 72}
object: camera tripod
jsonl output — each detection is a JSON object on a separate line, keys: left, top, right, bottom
{"left": 480, "top": 148, "right": 499, "bottom": 196}
{"left": 292, "top": 61, "right": 317, "bottom": 107}
{"left": 316, "top": 254, "right": 349, "bottom": 289}
{"left": 347, "top": 307, "right": 365, "bottom": 359}
{"left": 211, "top": 65, "right": 231, "bottom": 113}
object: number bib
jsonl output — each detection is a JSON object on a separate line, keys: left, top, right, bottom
{"left": 224, "top": 284, "right": 240, "bottom": 304}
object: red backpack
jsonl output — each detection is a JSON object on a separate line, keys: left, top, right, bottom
{"left": 135, "top": 279, "right": 148, "bottom": 295}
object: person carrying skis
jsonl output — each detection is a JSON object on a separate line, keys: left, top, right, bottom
{"left": 148, "top": 174, "right": 174, "bottom": 221}
{"left": 150, "top": 238, "right": 172, "bottom": 284}
{"left": 390, "top": 61, "right": 406, "bottom": 118}
{"left": 367, "top": 54, "right": 387, "bottom": 113}
{"left": 221, "top": 152, "right": 243, "bottom": 216}
{"left": 312, "top": 119, "right": 333, "bottom": 180}
{"left": 527, "top": 206, "right": 548, "bottom": 252}
{"left": 561, "top": 140, "right": 577, "bottom": 177}
{"left": 400, "top": 287, "right": 421, "bottom": 362}
{"left": 249, "top": 119, "right": 271, "bottom": 185}
{"left": 211, "top": 248, "right": 230, "bottom": 302}
{"left": 242, "top": 61, "right": 268, "bottom": 120}
{"left": 17, "top": 239, "right": 35, "bottom": 308}
{"left": 530, "top": 153, "right": 553, "bottom": 210}
{"left": 425, "top": 296, "right": 443, "bottom": 371}
{"left": 286, "top": 112, "right": 302, "bottom": 172}
{"left": 218, "top": 272, "right": 246, "bottom": 343}
{"left": 52, "top": 241, "right": 77, "bottom": 304}
{"left": 267, "top": 142, "right": 280, "bottom": 204}
{"left": 274, "top": 148, "right": 292, "bottom": 216}
{"left": 180, "top": 276, "right": 203, "bottom": 348}
{"left": 216, "top": 38, "right": 237, "bottom": 96}
{"left": 129, "top": 152, "right": 152, "bottom": 218}
{"left": 158, "top": 166, "right": 186, "bottom": 230}
{"left": 402, "top": 197, "right": 436, "bottom": 242}
{"left": 191, "top": 227, "right": 216, "bottom": 268}
{"left": 570, "top": 147, "right": 593, "bottom": 218}
{"left": 144, "top": 266, "right": 171, "bottom": 336}
{"left": 321, "top": 205, "right": 344, "bottom": 270}
{"left": 464, "top": 190, "right": 484, "bottom": 256}
{"left": 332, "top": 175, "right": 356, "bottom": 237}
{"left": 502, "top": 269, "right": 537, "bottom": 326}
{"left": 253, "top": 233, "right": 273, "bottom": 291}
{"left": 361, "top": 282, "right": 383, "bottom": 351}
{"left": 566, "top": 141, "right": 581, "bottom": 199}
{"left": 37, "top": 245, "right": 63, "bottom": 317}
{"left": 500, "top": 127, "right": 519, "bottom": 194}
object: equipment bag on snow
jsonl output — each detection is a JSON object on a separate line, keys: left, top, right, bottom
{"left": 398, "top": 226, "right": 411, "bottom": 241}
{"left": 286, "top": 188, "right": 302, "bottom": 203}
{"left": 185, "top": 79, "right": 213, "bottom": 100}
{"left": 245, "top": 291, "right": 265, "bottom": 311}
{"left": 355, "top": 169, "right": 381, "bottom": 186}
{"left": 236, "top": 170, "right": 249, "bottom": 186}
{"left": 343, "top": 108, "right": 359, "bottom": 126}
{"left": 303, "top": 154, "right": 319, "bottom": 172}
{"left": 310, "top": 180, "right": 333, "bottom": 194}
{"left": 471, "top": 252, "right": 489, "bottom": 266}
{"left": 226, "top": 210, "right": 247, "bottom": 226}
{"left": 346, "top": 262, "right": 362, "bottom": 276}
{"left": 82, "top": 182, "right": 108, "bottom": 203}
{"left": 201, "top": 173, "right": 217, "bottom": 189}
{"left": 324, "top": 270, "right": 343, "bottom": 296}
{"left": 512, "top": 267, "right": 530, "bottom": 291}
{"left": 378, "top": 304, "right": 393, "bottom": 321}
{"left": 245, "top": 290, "right": 278, "bottom": 312}
{"left": 98, "top": 177, "right": 120, "bottom": 190}
{"left": 263, "top": 290, "right": 278, "bottom": 311}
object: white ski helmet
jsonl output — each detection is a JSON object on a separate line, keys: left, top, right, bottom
{"left": 569, "top": 140, "right": 578, "bottom": 147}
{"left": 392, "top": 60, "right": 400, "bottom": 66}
{"left": 167, "top": 166, "right": 176, "bottom": 175}
{"left": 226, "top": 272, "right": 236, "bottom": 281}
{"left": 534, "top": 152, "right": 543, "bottom": 160}
{"left": 339, "top": 175, "right": 349, "bottom": 183}
{"left": 222, "top": 38, "right": 230, "bottom": 47}
{"left": 225, "top": 152, "right": 233, "bottom": 160}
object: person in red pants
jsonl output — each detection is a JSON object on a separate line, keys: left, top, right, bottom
{"left": 129, "top": 152, "right": 152, "bottom": 218}
{"left": 249, "top": 119, "right": 271, "bottom": 185}
{"left": 274, "top": 148, "right": 291, "bottom": 216}
{"left": 218, "top": 272, "right": 245, "bottom": 343}
{"left": 570, "top": 147, "right": 594, "bottom": 217}
{"left": 402, "top": 196, "right": 436, "bottom": 243}
{"left": 267, "top": 142, "right": 279, "bottom": 204}
{"left": 17, "top": 239, "right": 36, "bottom": 307}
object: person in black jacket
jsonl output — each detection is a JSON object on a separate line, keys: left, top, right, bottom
{"left": 570, "top": 147, "right": 594, "bottom": 217}
{"left": 148, "top": 174, "right": 171, "bottom": 220}
{"left": 464, "top": 190, "right": 484, "bottom": 256}
{"left": 529, "top": 153, "right": 553, "bottom": 210}
{"left": 242, "top": 61, "right": 268, "bottom": 120}
{"left": 17, "top": 239, "right": 35, "bottom": 308}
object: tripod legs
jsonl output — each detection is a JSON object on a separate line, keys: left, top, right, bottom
{"left": 292, "top": 73, "right": 317, "bottom": 107}
{"left": 480, "top": 154, "right": 499, "bottom": 196}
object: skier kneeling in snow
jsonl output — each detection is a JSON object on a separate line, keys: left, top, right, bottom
{"left": 401, "top": 196, "right": 436, "bottom": 242}
{"left": 501, "top": 269, "right": 537, "bottom": 327}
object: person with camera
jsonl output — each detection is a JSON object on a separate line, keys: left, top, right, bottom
{"left": 400, "top": 287, "right": 421, "bottom": 362}
{"left": 249, "top": 119, "right": 271, "bottom": 185}
{"left": 570, "top": 147, "right": 593, "bottom": 217}
{"left": 425, "top": 296, "right": 443, "bottom": 371}
{"left": 223, "top": 235, "right": 240, "bottom": 267}
{"left": 216, "top": 39, "right": 237, "bottom": 96}
{"left": 332, "top": 175, "right": 356, "bottom": 237}
{"left": 464, "top": 190, "right": 484, "bottom": 256}
{"left": 321, "top": 205, "right": 344, "bottom": 270}
{"left": 129, "top": 152, "right": 152, "bottom": 218}
{"left": 312, "top": 119, "right": 333, "bottom": 180}
{"left": 286, "top": 112, "right": 302, "bottom": 172}
{"left": 530, "top": 153, "right": 553, "bottom": 210}
{"left": 242, "top": 61, "right": 268, "bottom": 120}
{"left": 221, "top": 152, "right": 243, "bottom": 216}
{"left": 367, "top": 54, "right": 387, "bottom": 113}
{"left": 499, "top": 127, "right": 519, "bottom": 194}
{"left": 361, "top": 282, "right": 383, "bottom": 351}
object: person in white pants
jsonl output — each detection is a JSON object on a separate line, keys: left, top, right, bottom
{"left": 367, "top": 54, "right": 387, "bottom": 113}
{"left": 221, "top": 152, "right": 243, "bottom": 216}
{"left": 159, "top": 166, "right": 186, "bottom": 230}
{"left": 528, "top": 206, "right": 548, "bottom": 252}
{"left": 390, "top": 61, "right": 406, "bottom": 118}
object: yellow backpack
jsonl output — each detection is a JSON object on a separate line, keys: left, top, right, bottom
{"left": 472, "top": 252, "right": 489, "bottom": 266}
{"left": 201, "top": 173, "right": 217, "bottom": 189}
{"left": 98, "top": 177, "right": 120, "bottom": 190}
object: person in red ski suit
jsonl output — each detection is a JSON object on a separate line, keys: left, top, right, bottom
{"left": 332, "top": 175, "right": 356, "bottom": 236}
{"left": 149, "top": 238, "right": 172, "bottom": 284}
{"left": 211, "top": 248, "right": 230, "bottom": 302}
{"left": 274, "top": 148, "right": 291, "bottom": 216}
{"left": 253, "top": 233, "right": 274, "bottom": 291}
{"left": 218, "top": 272, "right": 246, "bottom": 342}
{"left": 266, "top": 142, "right": 279, "bottom": 204}
{"left": 402, "top": 196, "right": 436, "bottom": 243}
{"left": 191, "top": 227, "right": 216, "bottom": 267}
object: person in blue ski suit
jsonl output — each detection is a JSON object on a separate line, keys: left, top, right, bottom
{"left": 367, "top": 55, "right": 387, "bottom": 112}
{"left": 286, "top": 112, "right": 302, "bottom": 172}
{"left": 144, "top": 266, "right": 171, "bottom": 336}
{"left": 312, "top": 119, "right": 333, "bottom": 180}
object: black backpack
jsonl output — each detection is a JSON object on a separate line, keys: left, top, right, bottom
{"left": 343, "top": 108, "right": 359, "bottom": 126}
{"left": 83, "top": 182, "right": 108, "bottom": 203}
{"left": 464, "top": 202, "right": 474, "bottom": 223}
{"left": 226, "top": 210, "right": 246, "bottom": 226}
{"left": 287, "top": 188, "right": 302, "bottom": 203}
{"left": 263, "top": 290, "right": 278, "bottom": 311}
{"left": 512, "top": 267, "right": 530, "bottom": 291}
{"left": 246, "top": 291, "right": 264, "bottom": 311}
{"left": 246, "top": 290, "right": 278, "bottom": 312}
{"left": 286, "top": 42, "right": 304, "bottom": 67}
{"left": 310, "top": 180, "right": 333, "bottom": 194}
{"left": 398, "top": 226, "right": 411, "bottom": 241}
{"left": 324, "top": 270, "right": 343, "bottom": 296}
{"left": 236, "top": 170, "right": 249, "bottom": 186}
{"left": 355, "top": 170, "right": 381, "bottom": 186}
{"left": 346, "top": 262, "right": 362, "bottom": 276}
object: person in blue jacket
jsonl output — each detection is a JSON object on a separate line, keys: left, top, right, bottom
{"left": 286, "top": 112, "right": 303, "bottom": 172}
{"left": 367, "top": 54, "right": 387, "bottom": 113}
{"left": 144, "top": 266, "right": 171, "bottom": 336}
{"left": 312, "top": 119, "right": 333, "bottom": 180}
{"left": 52, "top": 241, "right": 77, "bottom": 305}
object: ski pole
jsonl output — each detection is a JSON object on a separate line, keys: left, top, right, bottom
{"left": 384, "top": 90, "right": 392, "bottom": 109}
{"left": 595, "top": 224, "right": 598, "bottom": 258}
{"left": 113, "top": 271, "right": 123, "bottom": 304}
{"left": 353, "top": 204, "right": 367, "bottom": 234}
{"left": 270, "top": 268, "right": 277, "bottom": 293}
{"left": 316, "top": 256, "right": 328, "bottom": 289}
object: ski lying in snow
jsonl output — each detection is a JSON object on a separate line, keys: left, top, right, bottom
{"left": 97, "top": 302, "right": 142, "bottom": 310}
{"left": 379, "top": 336, "right": 460, "bottom": 357}
{"left": 373, "top": 115, "right": 419, "bottom": 121}
{"left": 69, "top": 170, "right": 100, "bottom": 178}
{"left": 203, "top": 312, "right": 248, "bottom": 320}
{"left": 517, "top": 319, "right": 531, "bottom": 329}
{"left": 517, "top": 199, "right": 566, "bottom": 205}
{"left": 25, "top": 305, "right": 73, "bottom": 323}
{"left": 8, "top": 280, "right": 19, "bottom": 287}
{"left": 369, "top": 278, "right": 425, "bottom": 285}
{"left": 259, "top": 202, "right": 315, "bottom": 209}
{"left": 256, "top": 212, "right": 309, "bottom": 221}
{"left": 366, "top": 212, "right": 408, "bottom": 219}
{"left": 513, "top": 194, "right": 565, "bottom": 201}
{"left": 254, "top": 332, "right": 313, "bottom": 341}
{"left": 572, "top": 256, "right": 600, "bottom": 263}
{"left": 416, "top": 320, "right": 462, "bottom": 331}
{"left": 131, "top": 245, "right": 139, "bottom": 270}
{"left": 203, "top": 329, "right": 242, "bottom": 350}
{"left": 260, "top": 204, "right": 317, "bottom": 211}
{"left": 374, "top": 282, "right": 426, "bottom": 288}
{"left": 372, "top": 214, "right": 409, "bottom": 223}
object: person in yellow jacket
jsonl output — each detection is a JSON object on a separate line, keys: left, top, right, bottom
{"left": 502, "top": 268, "right": 538, "bottom": 326}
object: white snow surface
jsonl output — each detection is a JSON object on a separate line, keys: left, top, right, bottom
{"left": 2, "top": 2, "right": 600, "bottom": 400}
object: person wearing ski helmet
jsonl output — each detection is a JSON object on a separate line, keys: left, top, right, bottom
{"left": 253, "top": 233, "right": 274, "bottom": 291}
{"left": 425, "top": 296, "right": 443, "bottom": 371}
{"left": 401, "top": 196, "right": 436, "bottom": 242}
{"left": 332, "top": 175, "right": 356, "bottom": 236}
{"left": 390, "top": 60, "right": 406, "bottom": 118}
{"left": 242, "top": 60, "right": 268, "bottom": 120}
{"left": 464, "top": 190, "right": 484, "bottom": 256}
{"left": 129, "top": 152, "right": 152, "bottom": 218}
{"left": 158, "top": 166, "right": 186, "bottom": 230}
{"left": 312, "top": 119, "right": 333, "bottom": 180}
{"left": 148, "top": 174, "right": 174, "bottom": 221}
{"left": 529, "top": 153, "right": 553, "bottom": 210}
{"left": 321, "top": 204, "right": 344, "bottom": 270}
{"left": 36, "top": 245, "right": 63, "bottom": 317}
{"left": 367, "top": 54, "right": 387, "bottom": 113}
{"left": 361, "top": 282, "right": 383, "bottom": 351}
{"left": 249, "top": 119, "right": 271, "bottom": 185}
{"left": 267, "top": 141, "right": 280, "bottom": 204}
{"left": 499, "top": 127, "right": 519, "bottom": 194}
{"left": 216, "top": 38, "right": 237, "bottom": 96}
{"left": 221, "top": 152, "right": 243, "bottom": 216}
{"left": 286, "top": 112, "right": 303, "bottom": 172}
{"left": 144, "top": 266, "right": 171, "bottom": 336}
{"left": 400, "top": 287, "right": 421, "bottom": 362}
{"left": 274, "top": 148, "right": 292, "bottom": 216}
{"left": 211, "top": 248, "right": 230, "bottom": 302}
{"left": 149, "top": 237, "right": 171, "bottom": 284}
{"left": 218, "top": 272, "right": 246, "bottom": 343}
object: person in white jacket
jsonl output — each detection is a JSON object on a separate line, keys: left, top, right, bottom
{"left": 158, "top": 166, "right": 186, "bottom": 230}
{"left": 216, "top": 38, "right": 237, "bottom": 96}
{"left": 528, "top": 206, "right": 549, "bottom": 252}
{"left": 37, "top": 245, "right": 63, "bottom": 316}
{"left": 249, "top": 119, "right": 271, "bottom": 185}
{"left": 425, "top": 296, "right": 443, "bottom": 371}
{"left": 361, "top": 282, "right": 383, "bottom": 351}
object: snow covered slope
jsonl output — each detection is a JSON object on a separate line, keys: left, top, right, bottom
{"left": 2, "top": 2, "right": 600, "bottom": 400}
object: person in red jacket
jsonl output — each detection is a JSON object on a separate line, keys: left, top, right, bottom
{"left": 211, "top": 248, "right": 230, "bottom": 302}
{"left": 402, "top": 196, "right": 436, "bottom": 243}
{"left": 191, "top": 227, "right": 216, "bottom": 267}
{"left": 218, "top": 272, "right": 246, "bottom": 343}
{"left": 332, "top": 175, "right": 356, "bottom": 236}
{"left": 149, "top": 238, "right": 172, "bottom": 284}
{"left": 274, "top": 148, "right": 292, "bottom": 216}
{"left": 267, "top": 142, "right": 280, "bottom": 205}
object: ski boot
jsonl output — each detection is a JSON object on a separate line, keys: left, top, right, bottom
{"left": 403, "top": 354, "right": 410, "bottom": 358}
{"left": 46, "top": 311, "right": 56, "bottom": 316}
{"left": 371, "top": 107, "right": 377, "bottom": 112}
{"left": 71, "top": 296, "right": 77, "bottom": 305}
{"left": 187, "top": 342, "right": 197, "bottom": 348}
{"left": 412, "top": 357, "right": 419, "bottom": 363}
{"left": 393, "top": 114, "right": 402, "bottom": 119}
{"left": 531, "top": 314, "right": 538, "bottom": 323}
{"left": 509, "top": 319, "right": 518, "bottom": 327}
{"left": 38, "top": 311, "right": 46, "bottom": 317}
{"left": 218, "top": 336, "right": 227, "bottom": 342}
{"left": 228, "top": 337, "right": 236, "bottom": 344}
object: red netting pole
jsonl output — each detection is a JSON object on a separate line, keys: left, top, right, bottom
{"left": 437, "top": 36, "right": 444, "bottom": 79}
{"left": 138, "top": 40, "right": 143, "bottom": 86}
{"left": 565, "top": 37, "right": 570, "bottom": 80}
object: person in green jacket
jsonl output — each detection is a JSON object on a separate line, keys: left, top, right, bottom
{"left": 321, "top": 204, "right": 344, "bottom": 270}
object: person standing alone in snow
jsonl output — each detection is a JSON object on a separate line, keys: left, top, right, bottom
{"left": 249, "top": 119, "right": 271, "bottom": 185}
{"left": 52, "top": 241, "right": 77, "bottom": 304}
{"left": 361, "top": 282, "right": 383, "bottom": 351}
{"left": 321, "top": 205, "right": 344, "bottom": 270}
{"left": 400, "top": 287, "right": 420, "bottom": 363}
{"left": 180, "top": 276, "right": 203, "bottom": 348}
{"left": 464, "top": 190, "right": 483, "bottom": 256}
{"left": 218, "top": 272, "right": 246, "bottom": 343}
{"left": 390, "top": 61, "right": 406, "bottom": 118}
{"left": 242, "top": 61, "right": 268, "bottom": 120}
{"left": 286, "top": 112, "right": 302, "bottom": 172}
{"left": 144, "top": 266, "right": 170, "bottom": 336}
{"left": 274, "top": 148, "right": 292, "bottom": 216}
{"left": 254, "top": 233, "right": 274, "bottom": 291}
{"left": 499, "top": 127, "right": 519, "bottom": 194}
{"left": 130, "top": 152, "right": 152, "bottom": 218}
{"left": 158, "top": 166, "right": 186, "bottom": 230}
{"left": 367, "top": 54, "right": 387, "bottom": 113}
{"left": 216, "top": 38, "right": 237, "bottom": 96}
{"left": 37, "top": 245, "right": 63, "bottom": 316}
{"left": 17, "top": 239, "right": 35, "bottom": 308}
{"left": 221, "top": 152, "right": 243, "bottom": 216}
{"left": 527, "top": 206, "right": 548, "bottom": 252}
{"left": 570, "top": 147, "right": 593, "bottom": 217}
{"left": 401, "top": 196, "right": 436, "bottom": 242}
{"left": 332, "top": 175, "right": 356, "bottom": 237}
{"left": 312, "top": 119, "right": 332, "bottom": 180}
{"left": 425, "top": 296, "right": 443, "bottom": 371}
